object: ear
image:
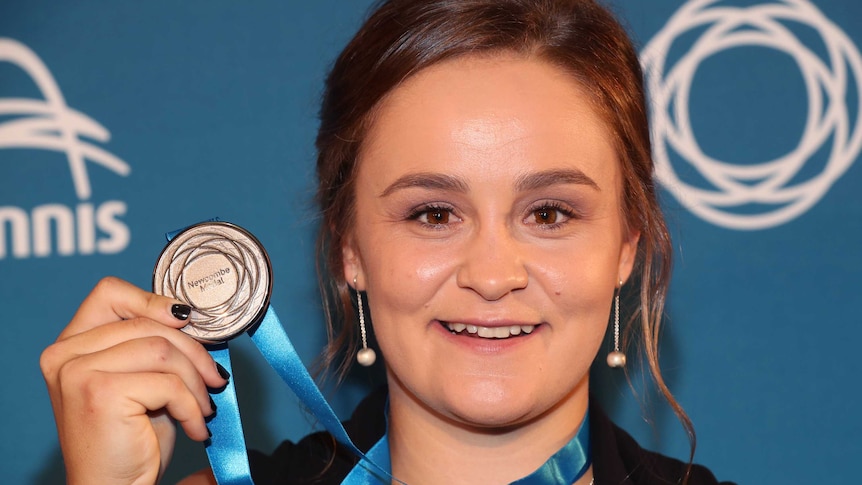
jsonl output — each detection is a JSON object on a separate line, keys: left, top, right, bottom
{"left": 617, "top": 229, "right": 640, "bottom": 285}
{"left": 342, "top": 236, "right": 364, "bottom": 290}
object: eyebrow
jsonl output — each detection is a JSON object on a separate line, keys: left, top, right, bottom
{"left": 380, "top": 172, "right": 469, "bottom": 197}
{"left": 379, "top": 168, "right": 599, "bottom": 197}
{"left": 514, "top": 168, "right": 599, "bottom": 192}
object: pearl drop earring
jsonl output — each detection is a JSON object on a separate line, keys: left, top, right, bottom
{"left": 354, "top": 277, "right": 376, "bottom": 367}
{"left": 607, "top": 280, "right": 626, "bottom": 368}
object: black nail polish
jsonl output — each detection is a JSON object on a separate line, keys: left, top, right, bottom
{"left": 208, "top": 396, "right": 217, "bottom": 416}
{"left": 171, "top": 304, "right": 192, "bottom": 320}
{"left": 207, "top": 427, "right": 212, "bottom": 438}
{"left": 216, "top": 362, "right": 231, "bottom": 380}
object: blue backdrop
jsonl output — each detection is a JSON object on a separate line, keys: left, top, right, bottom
{"left": 1, "top": 1, "right": 859, "bottom": 483}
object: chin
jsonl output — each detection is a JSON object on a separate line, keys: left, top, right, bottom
{"left": 436, "top": 378, "right": 559, "bottom": 430}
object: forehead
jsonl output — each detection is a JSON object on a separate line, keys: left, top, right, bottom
{"left": 359, "top": 54, "right": 620, "bottom": 189}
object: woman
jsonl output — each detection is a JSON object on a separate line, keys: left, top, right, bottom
{"left": 40, "top": 0, "right": 732, "bottom": 483}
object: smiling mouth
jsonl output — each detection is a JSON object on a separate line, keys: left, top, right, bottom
{"left": 443, "top": 322, "right": 536, "bottom": 339}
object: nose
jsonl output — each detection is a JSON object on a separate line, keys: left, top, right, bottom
{"left": 456, "top": 224, "right": 528, "bottom": 301}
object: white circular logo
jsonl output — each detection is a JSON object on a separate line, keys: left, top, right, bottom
{"left": 642, "top": 0, "right": 862, "bottom": 230}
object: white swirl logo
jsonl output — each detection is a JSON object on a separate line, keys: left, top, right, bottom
{"left": 0, "top": 38, "right": 130, "bottom": 199}
{"left": 642, "top": 0, "right": 862, "bottom": 230}
{"left": 0, "top": 38, "right": 131, "bottom": 259}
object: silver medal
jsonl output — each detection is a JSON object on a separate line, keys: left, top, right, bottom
{"left": 153, "top": 222, "right": 272, "bottom": 343}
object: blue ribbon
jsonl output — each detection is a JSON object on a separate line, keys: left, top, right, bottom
{"left": 512, "top": 415, "right": 590, "bottom": 485}
{"left": 205, "top": 346, "right": 254, "bottom": 485}
{"left": 249, "top": 307, "right": 393, "bottom": 481}
{"left": 342, "top": 433, "right": 392, "bottom": 485}
{"left": 205, "top": 308, "right": 393, "bottom": 485}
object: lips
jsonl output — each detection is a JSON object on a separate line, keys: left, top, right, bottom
{"left": 443, "top": 321, "right": 537, "bottom": 339}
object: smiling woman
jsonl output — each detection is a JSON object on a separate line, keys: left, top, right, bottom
{"left": 341, "top": 56, "right": 636, "bottom": 482}
{"left": 40, "top": 1, "right": 734, "bottom": 484}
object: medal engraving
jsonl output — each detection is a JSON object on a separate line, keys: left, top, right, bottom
{"left": 153, "top": 222, "right": 272, "bottom": 343}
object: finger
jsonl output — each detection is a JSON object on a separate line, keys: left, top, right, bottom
{"left": 60, "top": 277, "right": 192, "bottom": 340}
{"left": 60, "top": 336, "right": 216, "bottom": 416}
{"left": 64, "top": 370, "right": 211, "bottom": 442}
{"left": 48, "top": 318, "right": 227, "bottom": 389}
{"left": 149, "top": 408, "right": 179, "bottom": 479}
{"left": 123, "top": 373, "right": 211, "bottom": 442}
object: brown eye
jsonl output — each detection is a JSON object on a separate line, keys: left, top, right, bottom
{"left": 533, "top": 208, "right": 558, "bottom": 224}
{"left": 426, "top": 208, "right": 450, "bottom": 224}
{"left": 408, "top": 205, "right": 459, "bottom": 228}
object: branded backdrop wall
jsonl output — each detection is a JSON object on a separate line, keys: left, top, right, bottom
{"left": 1, "top": 1, "right": 859, "bottom": 483}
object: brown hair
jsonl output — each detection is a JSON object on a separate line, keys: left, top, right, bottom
{"left": 315, "top": 0, "right": 694, "bottom": 479}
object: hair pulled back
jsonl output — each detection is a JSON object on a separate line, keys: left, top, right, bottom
{"left": 315, "top": 0, "right": 693, "bottom": 472}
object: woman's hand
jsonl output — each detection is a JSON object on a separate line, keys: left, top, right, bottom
{"left": 40, "top": 277, "right": 228, "bottom": 484}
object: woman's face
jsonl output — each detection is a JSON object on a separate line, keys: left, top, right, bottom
{"left": 343, "top": 54, "right": 638, "bottom": 429}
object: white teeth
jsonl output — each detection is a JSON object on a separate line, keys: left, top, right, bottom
{"left": 445, "top": 322, "right": 537, "bottom": 338}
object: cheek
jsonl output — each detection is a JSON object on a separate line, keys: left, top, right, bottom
{"left": 532, "top": 240, "right": 620, "bottom": 306}
{"left": 362, "top": 236, "right": 459, "bottom": 314}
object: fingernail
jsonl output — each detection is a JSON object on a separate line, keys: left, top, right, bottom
{"left": 216, "top": 362, "right": 230, "bottom": 380}
{"left": 171, "top": 304, "right": 192, "bottom": 320}
{"left": 208, "top": 396, "right": 217, "bottom": 416}
{"left": 207, "top": 427, "right": 212, "bottom": 438}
